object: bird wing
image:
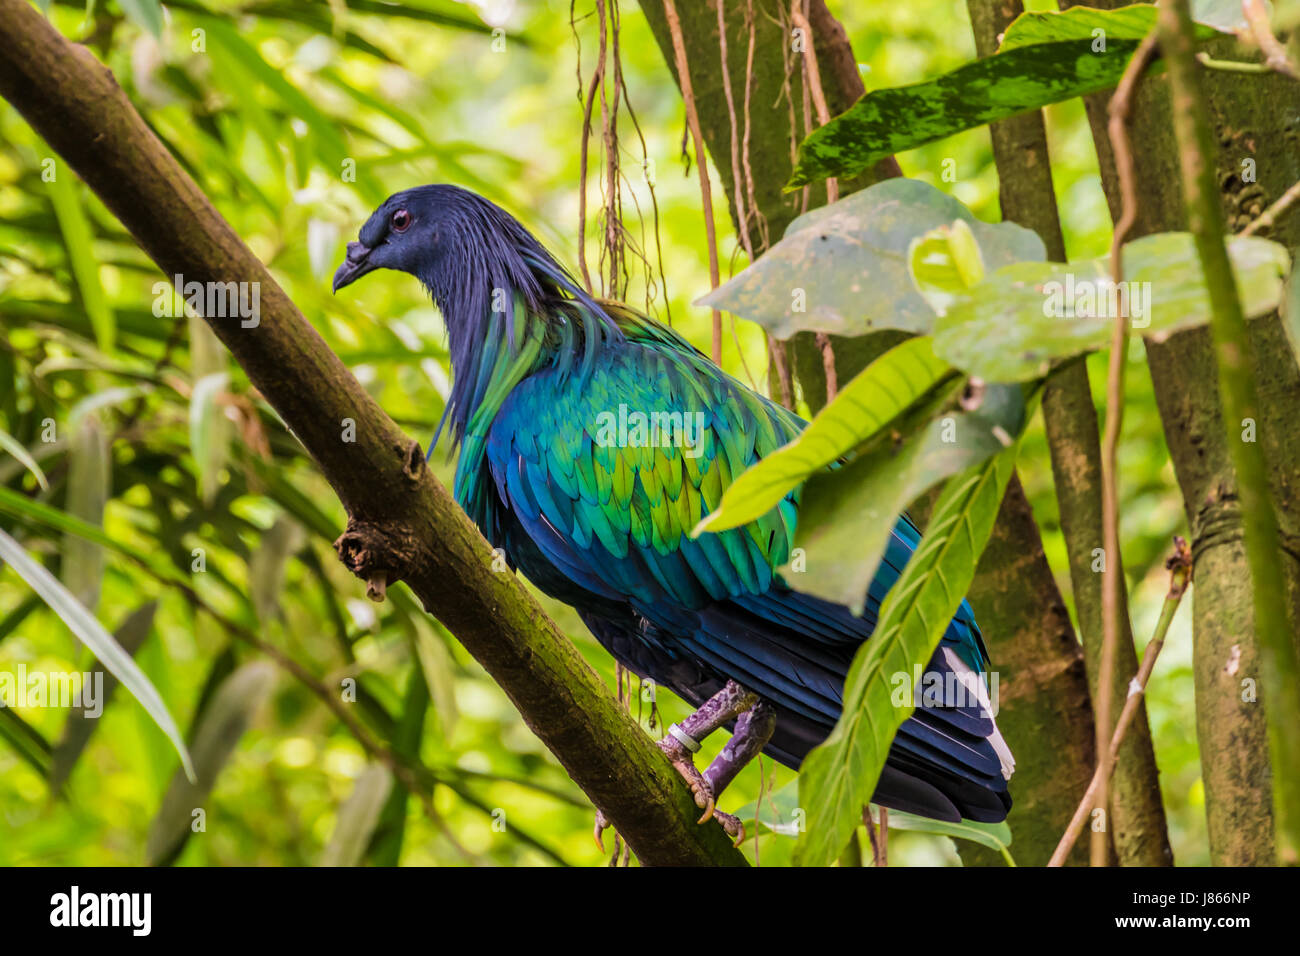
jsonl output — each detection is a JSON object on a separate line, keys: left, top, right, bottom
{"left": 486, "top": 335, "right": 803, "bottom": 610}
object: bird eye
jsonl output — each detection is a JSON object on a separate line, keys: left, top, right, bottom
{"left": 391, "top": 209, "right": 411, "bottom": 232}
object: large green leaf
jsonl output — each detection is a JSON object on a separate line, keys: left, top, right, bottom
{"left": 787, "top": 5, "right": 1223, "bottom": 188}
{"left": 734, "top": 779, "right": 1014, "bottom": 865}
{"left": 695, "top": 336, "right": 955, "bottom": 534}
{"left": 876, "top": 807, "right": 1015, "bottom": 865}
{"left": 787, "top": 382, "right": 1027, "bottom": 613}
{"left": 793, "top": 442, "right": 1020, "bottom": 866}
{"left": 932, "top": 233, "right": 1290, "bottom": 381}
{"left": 696, "top": 178, "right": 1044, "bottom": 338}
{"left": 0, "top": 528, "right": 195, "bottom": 781}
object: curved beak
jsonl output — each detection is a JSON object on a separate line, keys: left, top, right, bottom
{"left": 332, "top": 241, "right": 375, "bottom": 292}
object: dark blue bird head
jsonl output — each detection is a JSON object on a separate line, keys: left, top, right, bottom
{"left": 333, "top": 184, "right": 622, "bottom": 455}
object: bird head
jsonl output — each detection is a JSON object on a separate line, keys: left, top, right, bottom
{"left": 331, "top": 184, "right": 619, "bottom": 452}
{"left": 333, "top": 185, "right": 445, "bottom": 294}
{"left": 331, "top": 184, "right": 552, "bottom": 303}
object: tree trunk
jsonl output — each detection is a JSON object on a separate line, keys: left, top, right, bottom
{"left": 1066, "top": 0, "right": 1300, "bottom": 865}
{"left": 968, "top": 0, "right": 1171, "bottom": 866}
{"left": 639, "top": 0, "right": 1101, "bottom": 865}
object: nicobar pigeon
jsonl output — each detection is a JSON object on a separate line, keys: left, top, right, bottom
{"left": 333, "top": 185, "right": 1014, "bottom": 841}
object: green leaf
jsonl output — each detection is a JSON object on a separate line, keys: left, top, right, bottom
{"left": 321, "top": 765, "right": 394, "bottom": 867}
{"left": 146, "top": 661, "right": 276, "bottom": 866}
{"left": 0, "top": 705, "right": 52, "bottom": 779}
{"left": 695, "top": 336, "right": 955, "bottom": 534}
{"left": 201, "top": 19, "right": 351, "bottom": 167}
{"left": 410, "top": 617, "right": 459, "bottom": 741}
{"left": 1282, "top": 264, "right": 1300, "bottom": 369}
{"left": 696, "top": 179, "right": 1044, "bottom": 338}
{"left": 249, "top": 516, "right": 304, "bottom": 625}
{"left": 47, "top": 168, "right": 115, "bottom": 352}
{"left": 190, "top": 371, "right": 230, "bottom": 505}
{"left": 788, "top": 382, "right": 1027, "bottom": 612}
{"left": 49, "top": 602, "right": 158, "bottom": 792}
{"left": 0, "top": 528, "right": 194, "bottom": 782}
{"left": 0, "top": 428, "right": 49, "bottom": 491}
{"left": 877, "top": 807, "right": 1016, "bottom": 865}
{"left": 933, "top": 233, "right": 1291, "bottom": 381}
{"left": 998, "top": 4, "right": 1179, "bottom": 49}
{"left": 793, "top": 442, "right": 1020, "bottom": 866}
{"left": 908, "top": 220, "right": 987, "bottom": 315}
{"left": 62, "top": 412, "right": 109, "bottom": 613}
{"left": 118, "top": 0, "right": 164, "bottom": 37}
{"left": 787, "top": 6, "right": 1224, "bottom": 188}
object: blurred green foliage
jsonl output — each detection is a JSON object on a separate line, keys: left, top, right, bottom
{"left": 0, "top": 0, "right": 1200, "bottom": 865}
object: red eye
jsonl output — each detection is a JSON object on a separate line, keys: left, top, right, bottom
{"left": 391, "top": 209, "right": 411, "bottom": 232}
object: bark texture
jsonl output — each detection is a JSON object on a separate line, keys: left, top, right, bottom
{"left": 1067, "top": 0, "right": 1300, "bottom": 865}
{"left": 968, "top": 0, "right": 1171, "bottom": 866}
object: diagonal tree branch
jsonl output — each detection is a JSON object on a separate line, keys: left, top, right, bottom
{"left": 0, "top": 0, "right": 745, "bottom": 867}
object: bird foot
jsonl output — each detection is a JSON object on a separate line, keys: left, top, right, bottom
{"left": 657, "top": 734, "right": 714, "bottom": 817}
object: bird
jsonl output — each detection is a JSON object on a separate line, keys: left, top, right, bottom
{"left": 333, "top": 184, "right": 1014, "bottom": 844}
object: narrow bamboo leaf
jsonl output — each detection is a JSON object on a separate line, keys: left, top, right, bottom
{"left": 696, "top": 337, "right": 954, "bottom": 534}
{"left": 788, "top": 6, "right": 1223, "bottom": 188}
{"left": 0, "top": 529, "right": 194, "bottom": 781}
{"left": 119, "top": 0, "right": 164, "bottom": 37}
{"left": 410, "top": 617, "right": 459, "bottom": 740}
{"left": 189, "top": 371, "right": 230, "bottom": 505}
{"left": 68, "top": 386, "right": 148, "bottom": 427}
{"left": 46, "top": 170, "right": 115, "bottom": 351}
{"left": 318, "top": 0, "right": 509, "bottom": 38}
{"left": 0, "top": 486, "right": 163, "bottom": 579}
{"left": 933, "top": 233, "right": 1290, "bottom": 381}
{"left": 48, "top": 602, "right": 158, "bottom": 792}
{"left": 62, "top": 412, "right": 109, "bottom": 613}
{"left": 696, "top": 179, "right": 1044, "bottom": 338}
{"left": 321, "top": 764, "right": 394, "bottom": 867}
{"left": 201, "top": 20, "right": 351, "bottom": 166}
{"left": 249, "top": 516, "right": 304, "bottom": 625}
{"left": 188, "top": 312, "right": 227, "bottom": 381}
{"left": 146, "top": 661, "right": 276, "bottom": 866}
{"left": 366, "top": 661, "right": 430, "bottom": 866}
{"left": 0, "top": 594, "right": 41, "bottom": 643}
{"left": 788, "top": 383, "right": 1027, "bottom": 613}
{"left": 0, "top": 428, "right": 49, "bottom": 491}
{"left": 0, "top": 704, "right": 53, "bottom": 778}
{"left": 794, "top": 442, "right": 1020, "bottom": 867}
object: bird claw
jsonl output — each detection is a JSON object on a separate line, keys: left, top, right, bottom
{"left": 594, "top": 809, "right": 610, "bottom": 853}
{"left": 713, "top": 809, "right": 745, "bottom": 846}
{"left": 658, "top": 735, "right": 714, "bottom": 812}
